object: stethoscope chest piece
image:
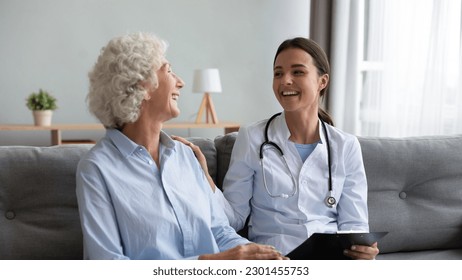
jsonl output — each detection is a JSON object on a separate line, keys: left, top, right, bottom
{"left": 325, "top": 193, "right": 336, "bottom": 208}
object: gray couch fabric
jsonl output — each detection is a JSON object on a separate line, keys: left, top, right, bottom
{"left": 359, "top": 135, "right": 462, "bottom": 259}
{"left": 1, "top": 134, "right": 461, "bottom": 259}
{"left": 0, "top": 145, "right": 91, "bottom": 259}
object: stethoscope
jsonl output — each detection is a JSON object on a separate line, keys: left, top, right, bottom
{"left": 259, "top": 112, "right": 336, "bottom": 208}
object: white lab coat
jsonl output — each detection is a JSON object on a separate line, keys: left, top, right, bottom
{"left": 215, "top": 112, "right": 369, "bottom": 255}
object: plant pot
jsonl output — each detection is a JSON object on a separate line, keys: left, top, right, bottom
{"left": 33, "top": 110, "right": 53, "bottom": 126}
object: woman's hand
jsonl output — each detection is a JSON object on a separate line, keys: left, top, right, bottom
{"left": 343, "top": 242, "right": 379, "bottom": 260}
{"left": 199, "top": 243, "right": 289, "bottom": 260}
{"left": 171, "top": 135, "right": 216, "bottom": 192}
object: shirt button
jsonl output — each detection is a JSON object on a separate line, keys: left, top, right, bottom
{"left": 399, "top": 192, "right": 407, "bottom": 199}
{"left": 148, "top": 160, "right": 153, "bottom": 165}
{"left": 301, "top": 180, "right": 308, "bottom": 185}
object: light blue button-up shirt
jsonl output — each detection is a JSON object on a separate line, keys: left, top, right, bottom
{"left": 216, "top": 112, "right": 369, "bottom": 255}
{"left": 76, "top": 129, "right": 248, "bottom": 260}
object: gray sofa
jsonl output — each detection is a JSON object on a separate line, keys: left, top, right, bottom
{"left": 1, "top": 133, "right": 461, "bottom": 259}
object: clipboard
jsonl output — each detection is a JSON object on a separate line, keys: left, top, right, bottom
{"left": 286, "top": 231, "right": 388, "bottom": 260}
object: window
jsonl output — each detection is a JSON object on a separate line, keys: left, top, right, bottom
{"left": 358, "top": 0, "right": 461, "bottom": 137}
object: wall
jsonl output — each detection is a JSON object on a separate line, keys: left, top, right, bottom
{"left": 0, "top": 0, "right": 309, "bottom": 145}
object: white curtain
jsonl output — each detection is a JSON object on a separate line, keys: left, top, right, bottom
{"left": 360, "top": 0, "right": 462, "bottom": 137}
{"left": 328, "top": 0, "right": 361, "bottom": 133}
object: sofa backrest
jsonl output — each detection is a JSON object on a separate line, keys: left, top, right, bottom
{"left": 187, "top": 137, "right": 218, "bottom": 183}
{"left": 214, "top": 133, "right": 238, "bottom": 188}
{"left": 2, "top": 133, "right": 461, "bottom": 259}
{"left": 359, "top": 135, "right": 462, "bottom": 254}
{"left": 0, "top": 145, "right": 92, "bottom": 260}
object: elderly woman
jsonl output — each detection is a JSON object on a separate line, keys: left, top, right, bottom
{"left": 76, "top": 32, "right": 284, "bottom": 260}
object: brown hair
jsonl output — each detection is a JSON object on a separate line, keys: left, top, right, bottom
{"left": 274, "top": 37, "right": 334, "bottom": 126}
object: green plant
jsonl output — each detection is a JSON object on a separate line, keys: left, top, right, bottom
{"left": 26, "top": 89, "right": 58, "bottom": 111}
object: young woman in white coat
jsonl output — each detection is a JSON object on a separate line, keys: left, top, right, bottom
{"left": 218, "top": 38, "right": 378, "bottom": 259}
{"left": 179, "top": 37, "right": 379, "bottom": 259}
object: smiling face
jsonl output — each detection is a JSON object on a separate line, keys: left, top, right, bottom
{"left": 143, "top": 60, "right": 184, "bottom": 122}
{"left": 273, "top": 48, "right": 328, "bottom": 115}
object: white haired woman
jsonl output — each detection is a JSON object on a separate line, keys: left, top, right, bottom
{"left": 76, "top": 32, "right": 285, "bottom": 260}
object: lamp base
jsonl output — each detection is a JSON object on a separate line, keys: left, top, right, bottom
{"left": 195, "top": 93, "right": 219, "bottom": 124}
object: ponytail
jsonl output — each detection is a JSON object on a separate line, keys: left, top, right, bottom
{"left": 318, "top": 108, "right": 334, "bottom": 126}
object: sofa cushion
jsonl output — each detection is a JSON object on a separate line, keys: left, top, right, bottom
{"left": 0, "top": 145, "right": 92, "bottom": 259}
{"left": 359, "top": 135, "right": 462, "bottom": 254}
{"left": 189, "top": 137, "right": 217, "bottom": 184}
{"left": 214, "top": 132, "right": 238, "bottom": 189}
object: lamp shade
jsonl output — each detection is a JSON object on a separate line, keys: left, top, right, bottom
{"left": 192, "top": 68, "right": 222, "bottom": 93}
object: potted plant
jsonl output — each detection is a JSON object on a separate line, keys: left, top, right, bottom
{"left": 26, "top": 89, "right": 58, "bottom": 126}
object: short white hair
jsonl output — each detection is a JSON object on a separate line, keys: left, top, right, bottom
{"left": 87, "top": 32, "right": 167, "bottom": 128}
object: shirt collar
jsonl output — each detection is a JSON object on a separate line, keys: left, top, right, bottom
{"left": 159, "top": 130, "right": 176, "bottom": 149}
{"left": 106, "top": 129, "right": 176, "bottom": 158}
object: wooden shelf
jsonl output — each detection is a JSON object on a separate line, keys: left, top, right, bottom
{"left": 0, "top": 122, "right": 240, "bottom": 145}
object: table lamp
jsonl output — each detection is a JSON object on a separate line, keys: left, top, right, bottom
{"left": 192, "top": 68, "right": 222, "bottom": 124}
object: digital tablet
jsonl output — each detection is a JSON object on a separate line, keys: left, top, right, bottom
{"left": 286, "top": 231, "right": 388, "bottom": 260}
